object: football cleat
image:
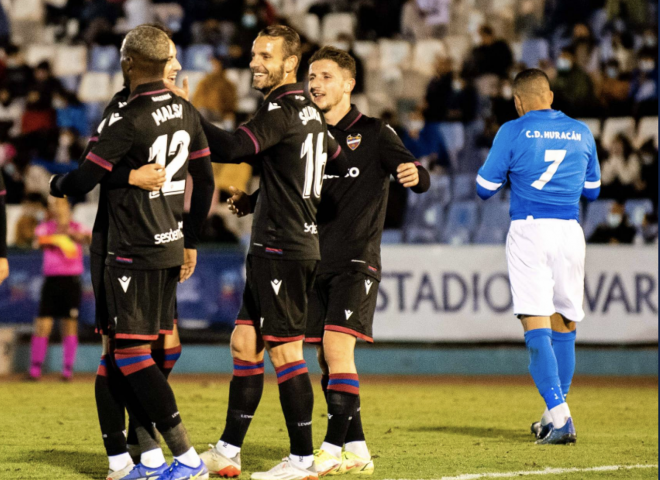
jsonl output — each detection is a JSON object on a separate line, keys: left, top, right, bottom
{"left": 199, "top": 444, "right": 241, "bottom": 477}
{"left": 530, "top": 421, "right": 553, "bottom": 440}
{"left": 106, "top": 462, "right": 136, "bottom": 480}
{"left": 338, "top": 452, "right": 374, "bottom": 475}
{"left": 313, "top": 450, "right": 341, "bottom": 476}
{"left": 536, "top": 417, "right": 577, "bottom": 445}
{"left": 251, "top": 457, "right": 318, "bottom": 480}
{"left": 122, "top": 462, "right": 169, "bottom": 479}
{"left": 156, "top": 459, "right": 209, "bottom": 480}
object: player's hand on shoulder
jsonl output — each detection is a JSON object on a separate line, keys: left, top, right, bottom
{"left": 180, "top": 248, "right": 197, "bottom": 283}
{"left": 227, "top": 186, "right": 251, "bottom": 217}
{"left": 129, "top": 164, "right": 166, "bottom": 192}
{"left": 397, "top": 162, "right": 419, "bottom": 188}
{"left": 165, "top": 76, "right": 189, "bottom": 102}
{"left": 0, "top": 257, "right": 8, "bottom": 285}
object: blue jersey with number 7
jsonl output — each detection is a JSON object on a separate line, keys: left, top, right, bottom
{"left": 476, "top": 109, "right": 601, "bottom": 220}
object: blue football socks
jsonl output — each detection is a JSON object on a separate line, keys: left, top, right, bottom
{"left": 552, "top": 330, "right": 576, "bottom": 399}
{"left": 524, "top": 328, "right": 565, "bottom": 410}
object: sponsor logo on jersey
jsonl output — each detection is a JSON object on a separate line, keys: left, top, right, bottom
{"left": 304, "top": 222, "right": 318, "bottom": 234}
{"left": 323, "top": 167, "right": 360, "bottom": 180}
{"left": 345, "top": 310, "right": 353, "bottom": 320}
{"left": 525, "top": 130, "right": 582, "bottom": 141}
{"left": 152, "top": 104, "right": 183, "bottom": 126}
{"left": 118, "top": 276, "right": 131, "bottom": 293}
{"left": 154, "top": 222, "right": 184, "bottom": 245}
{"left": 271, "top": 280, "right": 282, "bottom": 295}
{"left": 268, "top": 102, "right": 281, "bottom": 111}
{"left": 109, "top": 112, "right": 123, "bottom": 126}
{"left": 346, "top": 133, "right": 362, "bottom": 150}
{"left": 151, "top": 93, "right": 172, "bottom": 102}
{"left": 299, "top": 106, "right": 322, "bottom": 125}
{"left": 295, "top": 95, "right": 306, "bottom": 101}
{"left": 365, "top": 279, "right": 373, "bottom": 294}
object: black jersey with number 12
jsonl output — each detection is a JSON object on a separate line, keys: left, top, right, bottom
{"left": 85, "top": 81, "right": 210, "bottom": 270}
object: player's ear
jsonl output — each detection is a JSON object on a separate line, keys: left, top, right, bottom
{"left": 345, "top": 77, "right": 356, "bottom": 94}
{"left": 285, "top": 55, "right": 298, "bottom": 75}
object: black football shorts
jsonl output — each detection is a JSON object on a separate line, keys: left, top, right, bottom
{"left": 236, "top": 254, "right": 318, "bottom": 342}
{"left": 305, "top": 271, "right": 379, "bottom": 344}
{"left": 38, "top": 275, "right": 82, "bottom": 319}
{"left": 104, "top": 265, "right": 179, "bottom": 341}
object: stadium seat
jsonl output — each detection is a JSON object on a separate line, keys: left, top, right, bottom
{"left": 5, "top": 205, "right": 22, "bottom": 247}
{"left": 183, "top": 44, "right": 214, "bottom": 72}
{"left": 178, "top": 71, "right": 206, "bottom": 100}
{"left": 381, "top": 229, "right": 403, "bottom": 244}
{"left": 583, "top": 199, "right": 614, "bottom": 239}
{"left": 521, "top": 38, "right": 549, "bottom": 67}
{"left": 625, "top": 199, "right": 654, "bottom": 228}
{"left": 352, "top": 41, "right": 378, "bottom": 69}
{"left": 635, "top": 116, "right": 658, "bottom": 148}
{"left": 473, "top": 225, "right": 507, "bottom": 244}
{"left": 72, "top": 202, "right": 98, "bottom": 231}
{"left": 89, "top": 45, "right": 120, "bottom": 73}
{"left": 303, "top": 14, "right": 321, "bottom": 43}
{"left": 54, "top": 45, "right": 88, "bottom": 77}
{"left": 441, "top": 201, "right": 478, "bottom": 244}
{"left": 59, "top": 75, "right": 80, "bottom": 93}
{"left": 438, "top": 122, "right": 465, "bottom": 167}
{"left": 412, "top": 40, "right": 447, "bottom": 76}
{"left": 321, "top": 13, "right": 355, "bottom": 43}
{"left": 86, "top": 102, "right": 106, "bottom": 133}
{"left": 479, "top": 201, "right": 510, "bottom": 228}
{"left": 601, "top": 117, "right": 635, "bottom": 149}
{"left": 78, "top": 72, "right": 111, "bottom": 103}
{"left": 444, "top": 35, "right": 471, "bottom": 64}
{"left": 452, "top": 173, "right": 475, "bottom": 201}
{"left": 25, "top": 44, "right": 56, "bottom": 67}
{"left": 225, "top": 68, "right": 252, "bottom": 99}
{"left": 378, "top": 39, "right": 411, "bottom": 70}
{"left": 426, "top": 173, "right": 452, "bottom": 206}
{"left": 577, "top": 118, "right": 601, "bottom": 139}
{"left": 111, "top": 71, "right": 125, "bottom": 95}
{"left": 404, "top": 198, "right": 444, "bottom": 243}
{"left": 9, "top": 0, "right": 44, "bottom": 21}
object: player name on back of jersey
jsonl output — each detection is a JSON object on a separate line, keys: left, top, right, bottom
{"left": 152, "top": 104, "right": 183, "bottom": 126}
{"left": 525, "top": 130, "right": 582, "bottom": 141}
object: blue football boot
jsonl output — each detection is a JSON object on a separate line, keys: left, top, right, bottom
{"left": 536, "top": 417, "right": 576, "bottom": 445}
{"left": 122, "top": 462, "right": 169, "bottom": 480}
{"left": 157, "top": 459, "right": 209, "bottom": 480}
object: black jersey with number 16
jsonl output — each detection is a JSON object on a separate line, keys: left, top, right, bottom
{"left": 84, "top": 81, "right": 210, "bottom": 270}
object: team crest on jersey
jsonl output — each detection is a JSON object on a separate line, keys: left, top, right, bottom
{"left": 346, "top": 134, "right": 362, "bottom": 150}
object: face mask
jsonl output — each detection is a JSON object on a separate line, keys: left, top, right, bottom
{"left": 242, "top": 13, "right": 257, "bottom": 29}
{"left": 640, "top": 60, "right": 655, "bottom": 73}
{"left": 35, "top": 210, "right": 46, "bottom": 222}
{"left": 607, "top": 212, "right": 623, "bottom": 228}
{"left": 408, "top": 120, "right": 424, "bottom": 131}
{"left": 644, "top": 35, "right": 657, "bottom": 47}
{"left": 53, "top": 98, "right": 66, "bottom": 109}
{"left": 606, "top": 67, "right": 618, "bottom": 79}
{"left": 556, "top": 57, "right": 572, "bottom": 72}
{"left": 452, "top": 79, "right": 463, "bottom": 91}
{"left": 501, "top": 85, "right": 513, "bottom": 99}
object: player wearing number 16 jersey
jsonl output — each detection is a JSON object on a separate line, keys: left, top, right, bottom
{"left": 476, "top": 69, "right": 600, "bottom": 446}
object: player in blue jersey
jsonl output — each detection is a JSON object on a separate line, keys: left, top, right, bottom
{"left": 476, "top": 69, "right": 601, "bottom": 445}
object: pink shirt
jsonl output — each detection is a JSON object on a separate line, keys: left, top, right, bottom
{"left": 35, "top": 220, "right": 89, "bottom": 277}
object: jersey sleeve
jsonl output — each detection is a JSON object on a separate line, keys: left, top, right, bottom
{"left": 324, "top": 131, "right": 349, "bottom": 177}
{"left": 377, "top": 122, "right": 430, "bottom": 193}
{"left": 582, "top": 131, "right": 601, "bottom": 202}
{"left": 240, "top": 102, "right": 292, "bottom": 154}
{"left": 476, "top": 123, "right": 512, "bottom": 200}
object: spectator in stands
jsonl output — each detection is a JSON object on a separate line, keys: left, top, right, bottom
{"left": 192, "top": 56, "right": 238, "bottom": 126}
{"left": 462, "top": 25, "right": 513, "bottom": 79}
{"left": 588, "top": 200, "right": 637, "bottom": 244}
{"left": 637, "top": 212, "right": 658, "bottom": 244}
{"left": 597, "top": 59, "right": 632, "bottom": 116}
{"left": 401, "top": 109, "right": 451, "bottom": 172}
{"left": 79, "top": 0, "right": 122, "bottom": 45}
{"left": 296, "top": 33, "right": 320, "bottom": 83}
{"left": 606, "top": 0, "right": 648, "bottom": 28}
{"left": 423, "top": 56, "right": 453, "bottom": 122}
{"left": 490, "top": 79, "right": 518, "bottom": 126}
{"left": 572, "top": 23, "right": 600, "bottom": 74}
{"left": 55, "top": 91, "right": 89, "bottom": 138}
{"left": 552, "top": 46, "right": 600, "bottom": 117}
{"left": 0, "top": 88, "right": 25, "bottom": 138}
{"left": 636, "top": 139, "right": 658, "bottom": 204}
{"left": 630, "top": 50, "right": 658, "bottom": 117}
{"left": 55, "top": 129, "right": 85, "bottom": 165}
{"left": 401, "top": 0, "right": 433, "bottom": 41}
{"left": 3, "top": 45, "right": 33, "bottom": 99}
{"left": 0, "top": 2, "right": 9, "bottom": 48}
{"left": 600, "top": 133, "right": 641, "bottom": 199}
{"left": 28, "top": 62, "right": 64, "bottom": 111}
{"left": 417, "top": 0, "right": 452, "bottom": 38}
{"left": 14, "top": 193, "right": 47, "bottom": 248}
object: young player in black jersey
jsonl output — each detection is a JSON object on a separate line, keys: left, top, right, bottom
{"left": 0, "top": 172, "right": 7, "bottom": 285}
{"left": 50, "top": 25, "right": 213, "bottom": 480}
{"left": 227, "top": 47, "right": 430, "bottom": 476}
{"left": 168, "top": 25, "right": 346, "bottom": 480}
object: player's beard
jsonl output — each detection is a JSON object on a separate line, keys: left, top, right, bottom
{"left": 253, "top": 64, "right": 285, "bottom": 95}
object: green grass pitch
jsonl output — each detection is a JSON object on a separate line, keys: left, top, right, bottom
{"left": 0, "top": 375, "right": 657, "bottom": 479}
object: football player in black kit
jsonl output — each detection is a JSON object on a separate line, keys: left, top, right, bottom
{"left": 50, "top": 25, "right": 213, "bottom": 480}
{"left": 226, "top": 46, "right": 430, "bottom": 476}
{"left": 167, "top": 25, "right": 347, "bottom": 480}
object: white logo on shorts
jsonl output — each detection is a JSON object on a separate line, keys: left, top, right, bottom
{"left": 118, "top": 276, "right": 131, "bottom": 293}
{"left": 345, "top": 310, "right": 353, "bottom": 320}
{"left": 271, "top": 279, "right": 282, "bottom": 295}
{"left": 365, "top": 279, "right": 373, "bottom": 295}
{"left": 260, "top": 317, "right": 265, "bottom": 328}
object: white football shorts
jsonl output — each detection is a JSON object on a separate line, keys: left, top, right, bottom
{"left": 506, "top": 218, "right": 586, "bottom": 321}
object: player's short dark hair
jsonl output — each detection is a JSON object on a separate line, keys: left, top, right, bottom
{"left": 257, "top": 25, "right": 302, "bottom": 72}
{"left": 122, "top": 25, "right": 171, "bottom": 75}
{"left": 309, "top": 46, "right": 357, "bottom": 79}
{"left": 513, "top": 68, "right": 550, "bottom": 95}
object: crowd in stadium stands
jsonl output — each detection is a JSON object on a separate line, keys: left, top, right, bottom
{"left": 0, "top": 0, "right": 656, "bottom": 247}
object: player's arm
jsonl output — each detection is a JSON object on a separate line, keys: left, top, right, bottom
{"left": 476, "top": 123, "right": 512, "bottom": 200}
{"left": 0, "top": 174, "right": 8, "bottom": 285}
{"left": 378, "top": 123, "right": 431, "bottom": 193}
{"left": 582, "top": 132, "right": 601, "bottom": 202}
{"left": 50, "top": 115, "right": 135, "bottom": 198}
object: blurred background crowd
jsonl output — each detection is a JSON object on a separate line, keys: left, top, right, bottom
{"left": 0, "top": 0, "right": 657, "bottom": 250}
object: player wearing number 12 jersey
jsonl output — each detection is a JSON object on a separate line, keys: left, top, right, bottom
{"left": 50, "top": 25, "right": 211, "bottom": 480}
{"left": 175, "top": 25, "right": 346, "bottom": 480}
{"left": 476, "top": 69, "right": 600, "bottom": 446}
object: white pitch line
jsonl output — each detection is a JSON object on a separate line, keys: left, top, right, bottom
{"left": 385, "top": 464, "right": 659, "bottom": 480}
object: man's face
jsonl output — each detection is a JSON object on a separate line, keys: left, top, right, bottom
{"left": 250, "top": 36, "right": 287, "bottom": 94}
{"left": 309, "top": 59, "right": 351, "bottom": 113}
{"left": 163, "top": 40, "right": 181, "bottom": 84}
